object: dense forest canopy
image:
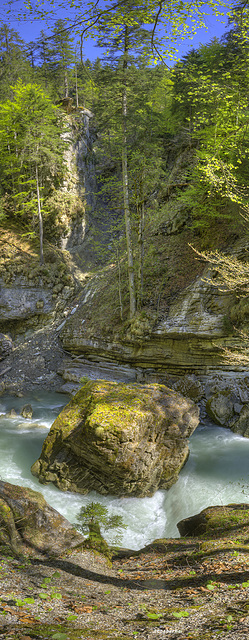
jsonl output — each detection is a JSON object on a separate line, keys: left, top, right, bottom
{"left": 3, "top": 0, "right": 239, "bottom": 62}
{"left": 1, "top": 0, "right": 249, "bottom": 315}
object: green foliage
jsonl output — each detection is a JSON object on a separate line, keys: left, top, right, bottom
{"left": 74, "top": 501, "right": 127, "bottom": 546}
{"left": 93, "top": 53, "right": 169, "bottom": 316}
{"left": 1, "top": 3, "right": 249, "bottom": 307}
{"left": 146, "top": 611, "right": 162, "bottom": 620}
{"left": 49, "top": 19, "right": 76, "bottom": 99}
{"left": 14, "top": 0, "right": 238, "bottom": 66}
{"left": 0, "top": 24, "right": 32, "bottom": 100}
{"left": 206, "top": 580, "right": 218, "bottom": 590}
{"left": 0, "top": 80, "right": 66, "bottom": 262}
{"left": 171, "top": 20, "right": 249, "bottom": 233}
{"left": 43, "top": 190, "right": 85, "bottom": 241}
{"left": 15, "top": 597, "right": 36, "bottom": 606}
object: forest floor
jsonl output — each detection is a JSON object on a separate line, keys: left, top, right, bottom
{"left": 0, "top": 536, "right": 249, "bottom": 640}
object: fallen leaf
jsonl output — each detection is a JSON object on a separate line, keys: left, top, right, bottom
{"left": 3, "top": 606, "right": 17, "bottom": 614}
{"left": 73, "top": 605, "right": 93, "bottom": 614}
{"left": 18, "top": 617, "right": 36, "bottom": 624}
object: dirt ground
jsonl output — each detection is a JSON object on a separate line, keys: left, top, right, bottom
{"left": 1, "top": 536, "right": 249, "bottom": 640}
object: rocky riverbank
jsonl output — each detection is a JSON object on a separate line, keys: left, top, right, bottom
{"left": 1, "top": 502, "right": 249, "bottom": 640}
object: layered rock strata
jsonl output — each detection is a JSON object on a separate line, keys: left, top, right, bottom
{"left": 60, "top": 275, "right": 240, "bottom": 375}
{"left": 31, "top": 380, "right": 199, "bottom": 497}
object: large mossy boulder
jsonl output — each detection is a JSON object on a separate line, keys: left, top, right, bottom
{"left": 31, "top": 380, "right": 199, "bottom": 497}
{"left": 0, "top": 480, "right": 84, "bottom": 556}
{"left": 177, "top": 503, "right": 249, "bottom": 540}
{"left": 231, "top": 403, "right": 249, "bottom": 437}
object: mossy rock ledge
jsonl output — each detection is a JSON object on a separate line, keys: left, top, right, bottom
{"left": 0, "top": 480, "right": 84, "bottom": 555}
{"left": 177, "top": 503, "right": 249, "bottom": 541}
{"left": 31, "top": 380, "right": 199, "bottom": 497}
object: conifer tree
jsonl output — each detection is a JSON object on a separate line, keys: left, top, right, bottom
{"left": 35, "top": 30, "right": 56, "bottom": 93}
{"left": 0, "top": 81, "right": 65, "bottom": 263}
{"left": 95, "top": 14, "right": 154, "bottom": 318}
{"left": 0, "top": 25, "right": 31, "bottom": 99}
{"left": 94, "top": 52, "right": 166, "bottom": 316}
{"left": 50, "top": 19, "right": 75, "bottom": 99}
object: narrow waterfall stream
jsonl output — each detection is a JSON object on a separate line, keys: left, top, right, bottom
{"left": 1, "top": 392, "right": 249, "bottom": 550}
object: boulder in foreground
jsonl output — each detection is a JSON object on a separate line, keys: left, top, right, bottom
{"left": 177, "top": 503, "right": 249, "bottom": 539}
{"left": 0, "top": 480, "right": 84, "bottom": 556}
{"left": 31, "top": 380, "right": 199, "bottom": 497}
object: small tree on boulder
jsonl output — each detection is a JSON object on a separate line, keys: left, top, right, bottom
{"left": 75, "top": 501, "right": 126, "bottom": 550}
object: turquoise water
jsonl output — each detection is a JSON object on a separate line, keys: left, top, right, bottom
{"left": 0, "top": 392, "right": 249, "bottom": 549}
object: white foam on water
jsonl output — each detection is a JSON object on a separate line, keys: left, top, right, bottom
{"left": 1, "top": 395, "right": 249, "bottom": 549}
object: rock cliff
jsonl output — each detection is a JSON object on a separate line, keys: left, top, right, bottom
{"left": 59, "top": 109, "right": 96, "bottom": 250}
{"left": 1, "top": 112, "right": 249, "bottom": 415}
{"left": 60, "top": 271, "right": 238, "bottom": 375}
{"left": 31, "top": 380, "right": 199, "bottom": 497}
{"left": 0, "top": 229, "right": 76, "bottom": 337}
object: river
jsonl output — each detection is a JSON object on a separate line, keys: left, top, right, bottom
{"left": 1, "top": 391, "right": 249, "bottom": 550}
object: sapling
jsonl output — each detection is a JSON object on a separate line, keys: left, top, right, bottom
{"left": 74, "top": 501, "right": 127, "bottom": 546}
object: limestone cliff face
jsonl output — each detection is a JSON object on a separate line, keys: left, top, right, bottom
{"left": 0, "top": 266, "right": 76, "bottom": 334}
{"left": 0, "top": 111, "right": 96, "bottom": 332}
{"left": 60, "top": 273, "right": 238, "bottom": 376}
{"left": 31, "top": 380, "right": 199, "bottom": 497}
{"left": 1, "top": 113, "right": 248, "bottom": 396}
{"left": 59, "top": 109, "right": 96, "bottom": 250}
{"left": 0, "top": 276, "right": 55, "bottom": 321}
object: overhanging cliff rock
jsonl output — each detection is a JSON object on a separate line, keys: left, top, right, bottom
{"left": 31, "top": 380, "right": 199, "bottom": 498}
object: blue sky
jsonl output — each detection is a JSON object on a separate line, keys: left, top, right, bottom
{"left": 2, "top": 1, "right": 231, "bottom": 63}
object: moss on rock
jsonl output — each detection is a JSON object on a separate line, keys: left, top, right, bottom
{"left": 177, "top": 503, "right": 249, "bottom": 542}
{"left": 31, "top": 380, "right": 199, "bottom": 497}
{"left": 0, "top": 480, "right": 84, "bottom": 556}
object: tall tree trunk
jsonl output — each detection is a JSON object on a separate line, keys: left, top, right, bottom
{"left": 137, "top": 172, "right": 145, "bottom": 310}
{"left": 115, "top": 242, "right": 123, "bottom": 321}
{"left": 64, "top": 71, "right": 69, "bottom": 98}
{"left": 122, "top": 26, "right": 136, "bottom": 318}
{"left": 35, "top": 162, "right": 44, "bottom": 265}
{"left": 75, "top": 64, "right": 79, "bottom": 108}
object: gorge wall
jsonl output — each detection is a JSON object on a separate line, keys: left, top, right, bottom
{"left": 1, "top": 111, "right": 249, "bottom": 425}
{"left": 60, "top": 273, "right": 237, "bottom": 376}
